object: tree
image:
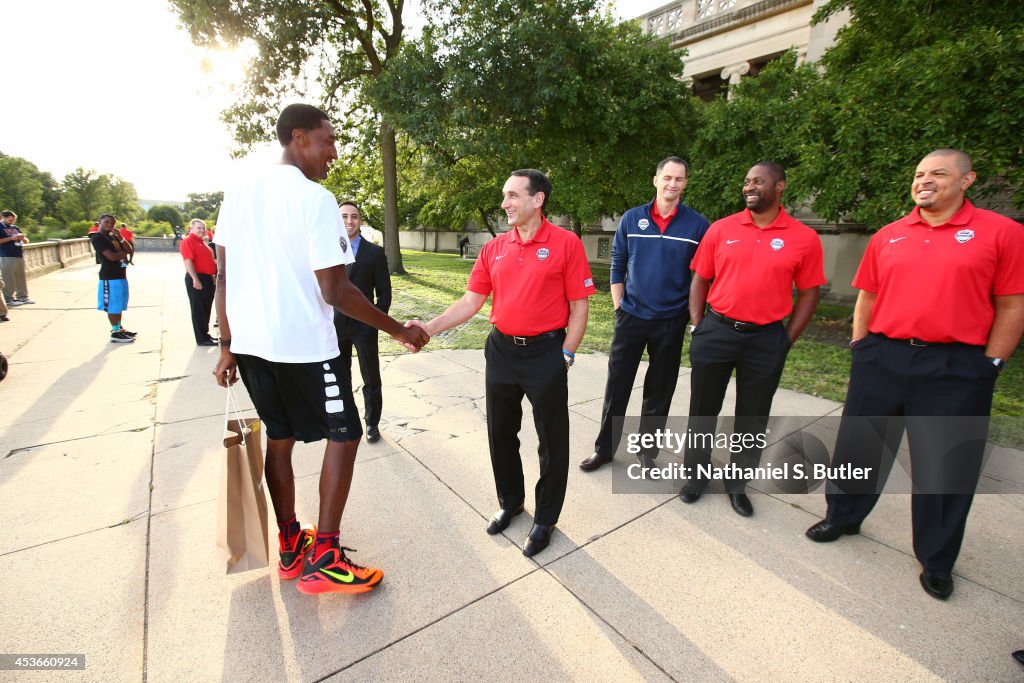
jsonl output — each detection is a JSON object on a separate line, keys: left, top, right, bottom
{"left": 148, "top": 204, "right": 184, "bottom": 228}
{"left": 58, "top": 168, "right": 111, "bottom": 222}
{"left": 183, "top": 191, "right": 224, "bottom": 221}
{"left": 108, "top": 178, "right": 144, "bottom": 222}
{"left": 686, "top": 53, "right": 823, "bottom": 222}
{"left": 171, "top": 0, "right": 411, "bottom": 273}
{"left": 375, "top": 0, "right": 700, "bottom": 235}
{"left": 0, "top": 154, "right": 45, "bottom": 222}
{"left": 804, "top": 0, "right": 1024, "bottom": 226}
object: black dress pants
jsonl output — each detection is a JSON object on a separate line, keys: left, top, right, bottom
{"left": 185, "top": 273, "right": 215, "bottom": 343}
{"left": 825, "top": 334, "right": 996, "bottom": 573}
{"left": 485, "top": 329, "right": 569, "bottom": 526}
{"left": 595, "top": 309, "right": 687, "bottom": 458}
{"left": 337, "top": 321, "right": 383, "bottom": 427}
{"left": 684, "top": 315, "right": 791, "bottom": 493}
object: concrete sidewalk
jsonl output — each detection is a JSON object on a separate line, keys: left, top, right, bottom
{"left": 0, "top": 253, "right": 1021, "bottom": 682}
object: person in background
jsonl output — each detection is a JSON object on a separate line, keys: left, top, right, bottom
{"left": 0, "top": 210, "right": 33, "bottom": 306}
{"left": 180, "top": 218, "right": 218, "bottom": 346}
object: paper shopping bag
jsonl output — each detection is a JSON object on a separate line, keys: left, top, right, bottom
{"left": 216, "top": 414, "right": 270, "bottom": 573}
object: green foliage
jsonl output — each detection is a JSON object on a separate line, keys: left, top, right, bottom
{"left": 107, "top": 179, "right": 144, "bottom": 222}
{"left": 65, "top": 220, "right": 94, "bottom": 238}
{"left": 135, "top": 220, "right": 173, "bottom": 237}
{"left": 687, "top": 53, "right": 822, "bottom": 221}
{"left": 183, "top": 191, "right": 224, "bottom": 221}
{"left": 0, "top": 154, "right": 45, "bottom": 220}
{"left": 147, "top": 205, "right": 183, "bottom": 228}
{"left": 58, "top": 168, "right": 111, "bottom": 222}
{"left": 375, "top": 0, "right": 700, "bottom": 232}
{"left": 169, "top": 0, "right": 410, "bottom": 272}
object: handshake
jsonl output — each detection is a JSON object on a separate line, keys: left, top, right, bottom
{"left": 390, "top": 319, "right": 433, "bottom": 353}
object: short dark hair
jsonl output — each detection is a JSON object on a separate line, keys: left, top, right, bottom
{"left": 98, "top": 213, "right": 116, "bottom": 222}
{"left": 924, "top": 148, "right": 973, "bottom": 174}
{"left": 339, "top": 200, "right": 361, "bottom": 214}
{"left": 510, "top": 169, "right": 552, "bottom": 212}
{"left": 752, "top": 160, "right": 787, "bottom": 183}
{"left": 656, "top": 156, "right": 689, "bottom": 177}
{"left": 276, "top": 103, "right": 331, "bottom": 146}
{"left": 0, "top": 210, "right": 15, "bottom": 219}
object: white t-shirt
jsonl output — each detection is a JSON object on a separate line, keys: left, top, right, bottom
{"left": 216, "top": 164, "right": 354, "bottom": 362}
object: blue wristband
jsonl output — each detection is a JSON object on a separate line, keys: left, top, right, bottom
{"left": 562, "top": 349, "right": 575, "bottom": 358}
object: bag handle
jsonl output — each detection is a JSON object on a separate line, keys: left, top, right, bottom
{"left": 223, "top": 384, "right": 252, "bottom": 447}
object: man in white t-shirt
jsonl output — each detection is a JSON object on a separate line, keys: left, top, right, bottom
{"left": 213, "top": 103, "right": 429, "bottom": 596}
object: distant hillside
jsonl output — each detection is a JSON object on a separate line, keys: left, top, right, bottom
{"left": 138, "top": 198, "right": 185, "bottom": 211}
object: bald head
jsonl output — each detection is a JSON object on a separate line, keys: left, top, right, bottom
{"left": 923, "top": 148, "right": 973, "bottom": 174}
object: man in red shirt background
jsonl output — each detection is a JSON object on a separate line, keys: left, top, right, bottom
{"left": 806, "top": 149, "right": 1024, "bottom": 600}
{"left": 410, "top": 168, "right": 595, "bottom": 558}
{"left": 180, "top": 218, "right": 218, "bottom": 346}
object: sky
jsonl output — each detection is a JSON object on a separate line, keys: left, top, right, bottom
{"left": 1, "top": 0, "right": 669, "bottom": 201}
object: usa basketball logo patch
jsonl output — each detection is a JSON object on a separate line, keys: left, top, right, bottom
{"left": 954, "top": 229, "right": 974, "bottom": 244}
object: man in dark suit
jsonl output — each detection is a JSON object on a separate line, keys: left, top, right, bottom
{"left": 334, "top": 201, "right": 392, "bottom": 443}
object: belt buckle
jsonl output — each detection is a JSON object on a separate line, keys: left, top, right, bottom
{"left": 513, "top": 336, "right": 527, "bottom": 346}
{"left": 909, "top": 338, "right": 927, "bottom": 347}
{"left": 733, "top": 321, "right": 744, "bottom": 331}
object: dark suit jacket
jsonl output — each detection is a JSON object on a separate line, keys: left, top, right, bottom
{"left": 335, "top": 237, "right": 392, "bottom": 334}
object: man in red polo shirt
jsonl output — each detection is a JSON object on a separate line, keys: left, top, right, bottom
{"left": 806, "top": 149, "right": 1024, "bottom": 600}
{"left": 181, "top": 218, "right": 218, "bottom": 345}
{"left": 680, "top": 161, "right": 825, "bottom": 517}
{"left": 410, "top": 168, "right": 595, "bottom": 557}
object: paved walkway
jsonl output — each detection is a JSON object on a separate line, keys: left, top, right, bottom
{"left": 1, "top": 254, "right": 1022, "bottom": 682}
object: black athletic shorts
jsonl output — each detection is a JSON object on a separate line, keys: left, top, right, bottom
{"left": 234, "top": 353, "right": 362, "bottom": 443}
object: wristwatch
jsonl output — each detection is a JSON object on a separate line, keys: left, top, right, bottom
{"left": 989, "top": 357, "right": 1006, "bottom": 373}
{"left": 687, "top": 323, "right": 697, "bottom": 335}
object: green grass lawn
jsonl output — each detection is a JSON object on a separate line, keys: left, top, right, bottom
{"left": 387, "top": 250, "right": 1022, "bottom": 422}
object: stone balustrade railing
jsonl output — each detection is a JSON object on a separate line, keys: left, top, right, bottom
{"left": 23, "top": 238, "right": 95, "bottom": 278}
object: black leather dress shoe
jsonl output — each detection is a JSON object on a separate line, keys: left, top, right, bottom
{"left": 919, "top": 570, "right": 954, "bottom": 600}
{"left": 679, "top": 481, "right": 705, "bottom": 504}
{"left": 805, "top": 520, "right": 861, "bottom": 542}
{"left": 486, "top": 504, "right": 524, "bottom": 535}
{"left": 729, "top": 492, "right": 753, "bottom": 517}
{"left": 197, "top": 338, "right": 218, "bottom": 346}
{"left": 579, "top": 452, "right": 613, "bottom": 472}
{"left": 637, "top": 453, "right": 657, "bottom": 472}
{"left": 366, "top": 425, "right": 381, "bottom": 443}
{"left": 523, "top": 524, "right": 555, "bottom": 557}
{"left": 1012, "top": 650, "right": 1024, "bottom": 667}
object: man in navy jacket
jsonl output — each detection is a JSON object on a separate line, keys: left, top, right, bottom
{"left": 581, "top": 157, "right": 710, "bottom": 472}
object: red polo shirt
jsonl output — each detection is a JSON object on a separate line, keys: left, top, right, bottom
{"left": 650, "top": 200, "right": 677, "bottom": 233}
{"left": 692, "top": 207, "right": 826, "bottom": 324}
{"left": 467, "top": 217, "right": 596, "bottom": 336}
{"left": 854, "top": 200, "right": 1024, "bottom": 345}
{"left": 180, "top": 233, "right": 218, "bottom": 275}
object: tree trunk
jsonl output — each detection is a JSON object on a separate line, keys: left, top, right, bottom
{"left": 570, "top": 216, "right": 584, "bottom": 237}
{"left": 478, "top": 209, "right": 497, "bottom": 238}
{"left": 380, "top": 120, "right": 406, "bottom": 275}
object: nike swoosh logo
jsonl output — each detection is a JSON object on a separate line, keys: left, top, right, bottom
{"left": 321, "top": 568, "right": 355, "bottom": 583}
{"left": 495, "top": 254, "right": 506, "bottom": 260}
{"left": 889, "top": 237, "right": 907, "bottom": 244}
{"left": 726, "top": 240, "right": 740, "bottom": 245}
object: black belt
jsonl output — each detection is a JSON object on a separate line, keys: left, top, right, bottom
{"left": 876, "top": 333, "right": 979, "bottom": 349}
{"left": 493, "top": 328, "right": 565, "bottom": 346}
{"left": 707, "top": 308, "right": 776, "bottom": 332}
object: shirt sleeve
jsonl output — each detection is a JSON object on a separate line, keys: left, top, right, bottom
{"left": 214, "top": 195, "right": 236, "bottom": 250}
{"left": 852, "top": 232, "right": 884, "bottom": 292}
{"left": 690, "top": 223, "right": 718, "bottom": 279}
{"left": 794, "top": 232, "right": 827, "bottom": 289}
{"left": 307, "top": 191, "right": 354, "bottom": 271}
{"left": 180, "top": 238, "right": 193, "bottom": 260}
{"left": 610, "top": 214, "right": 629, "bottom": 286}
{"left": 563, "top": 236, "right": 597, "bottom": 300}
{"left": 992, "top": 221, "right": 1024, "bottom": 295}
{"left": 466, "top": 242, "right": 493, "bottom": 295}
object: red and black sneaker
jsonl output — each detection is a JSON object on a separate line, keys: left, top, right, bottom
{"left": 296, "top": 542, "right": 383, "bottom": 595}
{"left": 278, "top": 524, "right": 316, "bottom": 580}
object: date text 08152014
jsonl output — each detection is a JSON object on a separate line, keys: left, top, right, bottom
{"left": 0, "top": 654, "right": 85, "bottom": 670}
